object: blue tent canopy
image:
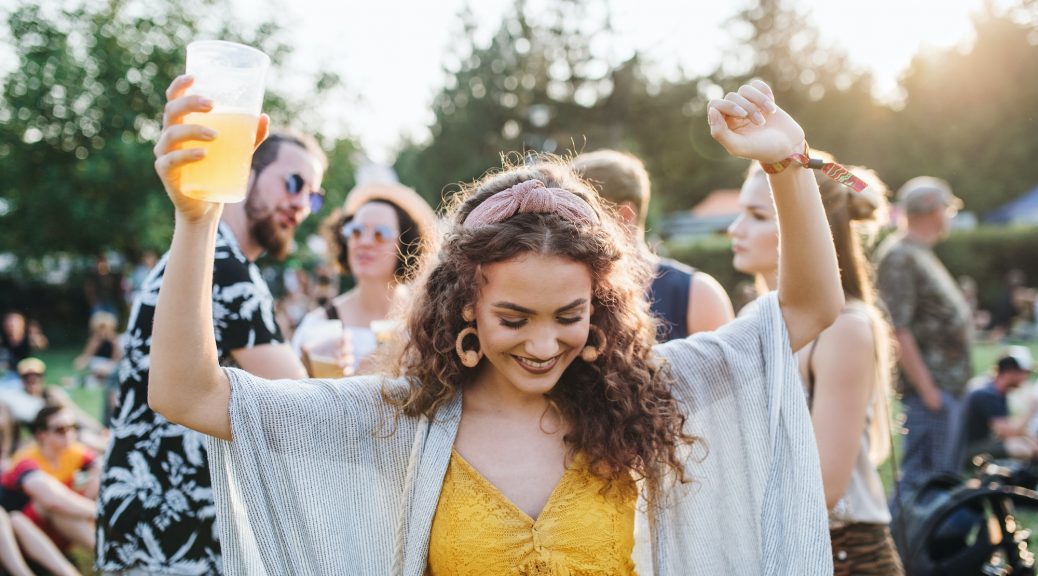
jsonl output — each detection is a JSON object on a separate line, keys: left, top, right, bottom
{"left": 985, "top": 185, "right": 1038, "bottom": 224}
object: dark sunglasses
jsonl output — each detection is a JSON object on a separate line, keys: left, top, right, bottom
{"left": 285, "top": 174, "right": 325, "bottom": 213}
{"left": 47, "top": 424, "right": 78, "bottom": 434}
{"left": 340, "top": 222, "right": 399, "bottom": 243}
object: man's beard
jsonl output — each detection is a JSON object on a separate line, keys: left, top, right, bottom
{"left": 245, "top": 187, "right": 293, "bottom": 261}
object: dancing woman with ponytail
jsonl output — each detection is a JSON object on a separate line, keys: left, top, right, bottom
{"left": 730, "top": 157, "right": 904, "bottom": 574}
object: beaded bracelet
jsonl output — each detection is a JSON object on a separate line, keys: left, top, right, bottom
{"left": 760, "top": 143, "right": 871, "bottom": 193}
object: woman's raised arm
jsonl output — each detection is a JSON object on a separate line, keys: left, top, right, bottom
{"left": 708, "top": 80, "right": 843, "bottom": 350}
{"left": 147, "top": 75, "right": 270, "bottom": 440}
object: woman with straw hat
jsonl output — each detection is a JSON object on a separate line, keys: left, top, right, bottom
{"left": 291, "top": 182, "right": 438, "bottom": 377}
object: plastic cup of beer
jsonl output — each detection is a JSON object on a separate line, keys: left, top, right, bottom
{"left": 181, "top": 40, "right": 270, "bottom": 203}
{"left": 307, "top": 349, "right": 349, "bottom": 379}
{"left": 301, "top": 320, "right": 354, "bottom": 378}
{"left": 370, "top": 319, "right": 401, "bottom": 346}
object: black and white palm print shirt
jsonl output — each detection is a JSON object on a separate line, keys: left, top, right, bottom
{"left": 96, "top": 222, "right": 283, "bottom": 574}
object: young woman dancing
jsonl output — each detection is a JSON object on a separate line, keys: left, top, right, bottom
{"left": 730, "top": 159, "right": 903, "bottom": 574}
{"left": 144, "top": 76, "right": 843, "bottom": 574}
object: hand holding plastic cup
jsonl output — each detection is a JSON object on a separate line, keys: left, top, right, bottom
{"left": 303, "top": 320, "right": 354, "bottom": 378}
{"left": 370, "top": 319, "right": 403, "bottom": 347}
{"left": 180, "top": 40, "right": 270, "bottom": 203}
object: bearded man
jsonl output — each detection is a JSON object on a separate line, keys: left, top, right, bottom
{"left": 96, "top": 132, "right": 327, "bottom": 575}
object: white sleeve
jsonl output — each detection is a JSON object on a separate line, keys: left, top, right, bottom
{"left": 206, "top": 368, "right": 415, "bottom": 575}
{"left": 651, "top": 292, "right": 832, "bottom": 574}
{"left": 289, "top": 308, "right": 328, "bottom": 356}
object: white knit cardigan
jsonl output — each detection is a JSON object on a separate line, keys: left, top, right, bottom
{"left": 206, "top": 292, "right": 833, "bottom": 575}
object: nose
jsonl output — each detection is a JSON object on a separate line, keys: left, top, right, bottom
{"left": 727, "top": 214, "right": 745, "bottom": 238}
{"left": 286, "top": 190, "right": 309, "bottom": 213}
{"left": 353, "top": 229, "right": 376, "bottom": 247}
{"left": 523, "top": 324, "right": 561, "bottom": 360}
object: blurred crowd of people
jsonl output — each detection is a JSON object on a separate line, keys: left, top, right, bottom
{"left": 959, "top": 268, "right": 1038, "bottom": 342}
{"left": 1, "top": 101, "right": 1038, "bottom": 575}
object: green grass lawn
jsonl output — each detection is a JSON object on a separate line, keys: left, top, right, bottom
{"left": 35, "top": 345, "right": 106, "bottom": 419}
{"left": 876, "top": 340, "right": 1038, "bottom": 493}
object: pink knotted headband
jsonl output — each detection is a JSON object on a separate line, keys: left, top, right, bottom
{"left": 463, "top": 179, "right": 600, "bottom": 228}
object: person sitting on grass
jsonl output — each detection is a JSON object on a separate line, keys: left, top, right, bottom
{"left": 0, "top": 406, "right": 99, "bottom": 556}
{"left": 12, "top": 358, "right": 107, "bottom": 453}
{"left": 953, "top": 346, "right": 1038, "bottom": 469}
{"left": 0, "top": 506, "right": 83, "bottom": 576}
{"left": 73, "top": 310, "right": 123, "bottom": 389}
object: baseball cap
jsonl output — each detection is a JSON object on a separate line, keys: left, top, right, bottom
{"left": 896, "top": 176, "right": 964, "bottom": 216}
{"left": 16, "top": 357, "right": 46, "bottom": 376}
{"left": 997, "top": 346, "right": 1034, "bottom": 373}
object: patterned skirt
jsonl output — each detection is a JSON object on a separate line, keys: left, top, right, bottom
{"left": 830, "top": 523, "right": 904, "bottom": 576}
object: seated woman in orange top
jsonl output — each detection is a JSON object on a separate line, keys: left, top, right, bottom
{"left": 0, "top": 406, "right": 99, "bottom": 554}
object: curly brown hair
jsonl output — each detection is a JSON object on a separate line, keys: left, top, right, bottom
{"left": 386, "top": 156, "right": 697, "bottom": 487}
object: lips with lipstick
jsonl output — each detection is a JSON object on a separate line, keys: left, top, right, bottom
{"left": 512, "top": 353, "right": 563, "bottom": 375}
{"left": 352, "top": 252, "right": 377, "bottom": 266}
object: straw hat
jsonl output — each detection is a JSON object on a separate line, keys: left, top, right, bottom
{"left": 17, "top": 357, "right": 46, "bottom": 376}
{"left": 342, "top": 183, "right": 439, "bottom": 245}
{"left": 89, "top": 310, "right": 118, "bottom": 333}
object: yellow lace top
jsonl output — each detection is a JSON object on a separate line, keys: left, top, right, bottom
{"left": 427, "top": 449, "right": 637, "bottom": 576}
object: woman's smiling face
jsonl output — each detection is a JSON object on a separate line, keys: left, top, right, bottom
{"left": 471, "top": 253, "right": 593, "bottom": 398}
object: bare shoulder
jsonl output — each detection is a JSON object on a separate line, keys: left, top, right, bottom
{"left": 688, "top": 271, "right": 735, "bottom": 333}
{"left": 299, "top": 305, "right": 331, "bottom": 326}
{"left": 815, "top": 307, "right": 875, "bottom": 354}
{"left": 690, "top": 270, "right": 725, "bottom": 294}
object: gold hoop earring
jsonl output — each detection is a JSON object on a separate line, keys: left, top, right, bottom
{"left": 581, "top": 325, "right": 607, "bottom": 363}
{"left": 455, "top": 327, "right": 483, "bottom": 368}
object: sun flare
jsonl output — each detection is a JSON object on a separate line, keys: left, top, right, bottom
{"left": 808, "top": 0, "right": 996, "bottom": 97}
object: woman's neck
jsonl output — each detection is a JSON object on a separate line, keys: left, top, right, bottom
{"left": 759, "top": 270, "right": 779, "bottom": 292}
{"left": 342, "top": 278, "right": 397, "bottom": 318}
{"left": 465, "top": 371, "right": 554, "bottom": 419}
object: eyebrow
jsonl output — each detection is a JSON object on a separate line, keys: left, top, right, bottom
{"left": 745, "top": 203, "right": 773, "bottom": 211}
{"left": 492, "top": 298, "right": 588, "bottom": 315}
{"left": 746, "top": 204, "right": 775, "bottom": 214}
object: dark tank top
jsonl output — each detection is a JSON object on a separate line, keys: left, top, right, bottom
{"left": 649, "top": 258, "right": 694, "bottom": 342}
{"left": 96, "top": 339, "right": 115, "bottom": 360}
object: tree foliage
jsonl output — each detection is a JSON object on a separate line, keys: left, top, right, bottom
{"left": 4, "top": 0, "right": 1038, "bottom": 268}
{"left": 0, "top": 0, "right": 356, "bottom": 261}
{"left": 395, "top": 0, "right": 621, "bottom": 207}
{"left": 890, "top": 10, "right": 1038, "bottom": 212}
{"left": 394, "top": 0, "right": 891, "bottom": 216}
{"left": 397, "top": 0, "right": 1038, "bottom": 222}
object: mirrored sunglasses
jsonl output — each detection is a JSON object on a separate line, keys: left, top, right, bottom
{"left": 340, "top": 222, "right": 399, "bottom": 243}
{"left": 285, "top": 173, "right": 325, "bottom": 213}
